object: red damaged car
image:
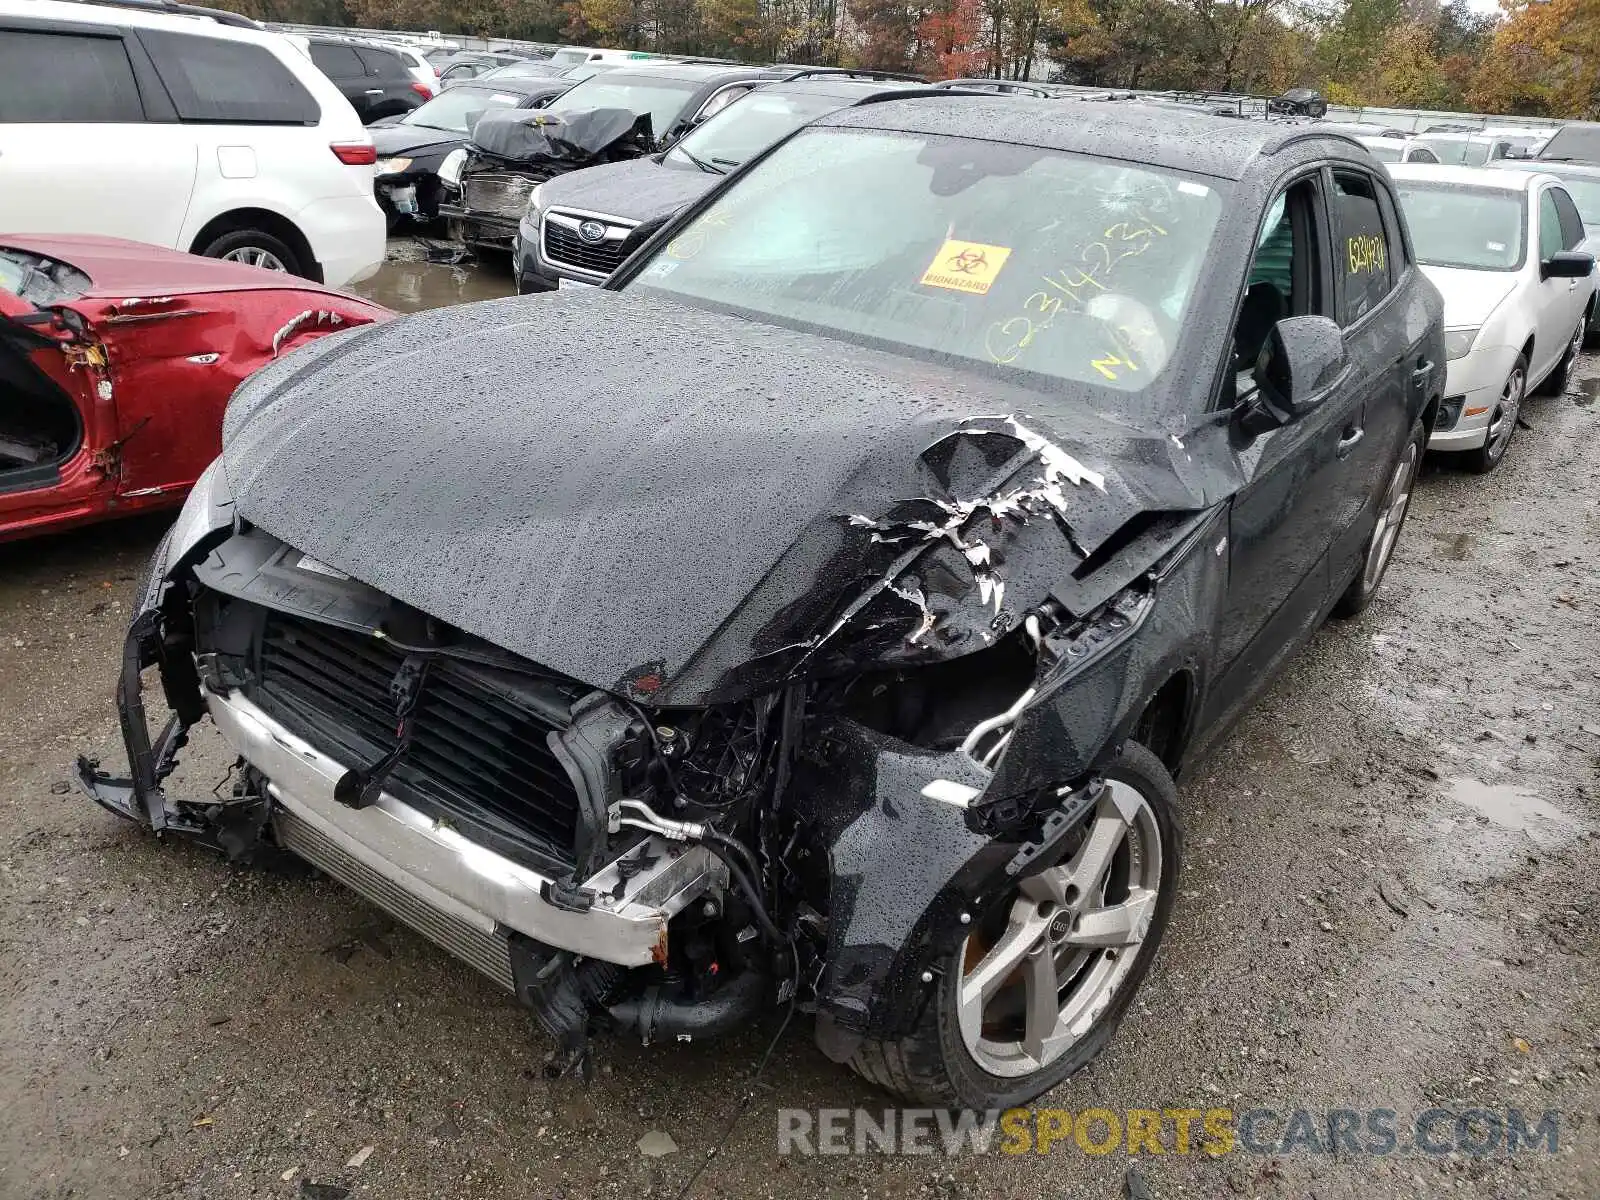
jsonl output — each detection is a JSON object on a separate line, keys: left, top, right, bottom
{"left": 1, "top": 234, "right": 391, "bottom": 543}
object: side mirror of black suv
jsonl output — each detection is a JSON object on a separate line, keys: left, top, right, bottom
{"left": 1239, "top": 315, "right": 1349, "bottom": 436}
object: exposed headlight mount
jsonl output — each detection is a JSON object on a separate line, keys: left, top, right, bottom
{"left": 439, "top": 148, "right": 467, "bottom": 189}
{"left": 166, "top": 457, "right": 235, "bottom": 569}
{"left": 1444, "top": 327, "right": 1480, "bottom": 361}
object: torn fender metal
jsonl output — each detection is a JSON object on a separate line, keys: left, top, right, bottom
{"left": 981, "top": 504, "right": 1230, "bottom": 811}
{"left": 800, "top": 717, "right": 1115, "bottom": 1055}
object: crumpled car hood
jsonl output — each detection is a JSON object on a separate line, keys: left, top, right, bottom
{"left": 222, "top": 289, "right": 1214, "bottom": 703}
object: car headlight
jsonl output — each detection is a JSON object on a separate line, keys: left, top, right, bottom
{"left": 167, "top": 457, "right": 235, "bottom": 568}
{"left": 375, "top": 156, "right": 413, "bottom": 177}
{"left": 439, "top": 148, "right": 467, "bottom": 188}
{"left": 1444, "top": 328, "right": 1480, "bottom": 360}
{"left": 523, "top": 183, "right": 544, "bottom": 221}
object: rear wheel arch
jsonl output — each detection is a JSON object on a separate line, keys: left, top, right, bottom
{"left": 189, "top": 209, "right": 320, "bottom": 283}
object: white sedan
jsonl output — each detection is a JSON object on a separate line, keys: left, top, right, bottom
{"left": 1390, "top": 165, "right": 1596, "bottom": 472}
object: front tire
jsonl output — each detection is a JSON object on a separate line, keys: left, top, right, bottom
{"left": 1332, "top": 417, "right": 1424, "bottom": 618}
{"left": 1465, "top": 354, "right": 1526, "bottom": 474}
{"left": 847, "top": 742, "right": 1181, "bottom": 1107}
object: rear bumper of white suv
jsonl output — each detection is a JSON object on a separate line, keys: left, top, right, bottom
{"left": 300, "top": 195, "right": 386, "bottom": 287}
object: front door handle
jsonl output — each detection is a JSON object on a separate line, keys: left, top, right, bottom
{"left": 1412, "top": 359, "right": 1433, "bottom": 378}
{"left": 1337, "top": 427, "right": 1365, "bottom": 458}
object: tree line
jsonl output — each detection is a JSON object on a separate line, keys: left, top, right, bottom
{"left": 226, "top": 0, "right": 1598, "bottom": 118}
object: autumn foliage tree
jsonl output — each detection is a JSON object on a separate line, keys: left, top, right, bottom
{"left": 211, "top": 0, "right": 1598, "bottom": 118}
{"left": 1470, "top": 0, "right": 1600, "bottom": 118}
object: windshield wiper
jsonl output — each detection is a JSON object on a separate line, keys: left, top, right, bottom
{"left": 676, "top": 147, "right": 726, "bottom": 175}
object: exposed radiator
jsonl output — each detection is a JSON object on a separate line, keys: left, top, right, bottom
{"left": 276, "top": 806, "right": 515, "bottom": 993}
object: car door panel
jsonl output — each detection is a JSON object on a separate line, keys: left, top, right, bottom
{"left": 1549, "top": 186, "right": 1596, "bottom": 335}
{"left": 1204, "top": 171, "right": 1357, "bottom": 731}
{"left": 0, "top": 125, "right": 198, "bottom": 247}
{"left": 0, "top": 291, "right": 113, "bottom": 536}
{"left": 1530, "top": 187, "right": 1574, "bottom": 381}
{"left": 0, "top": 24, "right": 198, "bottom": 247}
{"left": 1324, "top": 168, "right": 1408, "bottom": 578}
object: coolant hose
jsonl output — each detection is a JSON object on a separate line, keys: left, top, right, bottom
{"left": 607, "top": 966, "right": 768, "bottom": 1043}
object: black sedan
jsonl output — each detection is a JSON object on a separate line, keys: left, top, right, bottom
{"left": 82, "top": 95, "right": 1445, "bottom": 1109}
{"left": 369, "top": 75, "right": 574, "bottom": 228}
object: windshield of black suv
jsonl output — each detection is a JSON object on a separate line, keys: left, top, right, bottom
{"left": 477, "top": 61, "right": 566, "bottom": 81}
{"left": 545, "top": 76, "right": 701, "bottom": 142}
{"left": 1394, "top": 181, "right": 1526, "bottom": 270}
{"left": 666, "top": 89, "right": 846, "bottom": 173}
{"left": 629, "top": 127, "right": 1226, "bottom": 394}
{"left": 402, "top": 86, "right": 522, "bottom": 134}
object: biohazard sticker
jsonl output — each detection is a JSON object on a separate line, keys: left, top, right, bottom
{"left": 920, "top": 240, "right": 1012, "bottom": 295}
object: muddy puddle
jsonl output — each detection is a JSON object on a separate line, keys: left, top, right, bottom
{"left": 1444, "top": 777, "right": 1581, "bottom": 846}
{"left": 352, "top": 237, "right": 517, "bottom": 314}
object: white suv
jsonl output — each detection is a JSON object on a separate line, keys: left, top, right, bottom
{"left": 0, "top": 0, "right": 384, "bottom": 287}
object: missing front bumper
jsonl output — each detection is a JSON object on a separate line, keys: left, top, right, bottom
{"left": 80, "top": 671, "right": 721, "bottom": 975}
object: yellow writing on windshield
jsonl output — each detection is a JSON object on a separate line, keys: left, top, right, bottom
{"left": 921, "top": 240, "right": 1013, "bottom": 295}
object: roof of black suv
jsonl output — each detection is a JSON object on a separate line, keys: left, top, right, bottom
{"left": 821, "top": 95, "right": 1359, "bottom": 180}
{"left": 603, "top": 62, "right": 787, "bottom": 85}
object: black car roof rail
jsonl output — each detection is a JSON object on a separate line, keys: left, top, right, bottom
{"left": 849, "top": 86, "right": 1010, "bottom": 106}
{"left": 67, "top": 0, "right": 263, "bottom": 28}
{"left": 931, "top": 78, "right": 1066, "bottom": 97}
{"left": 1151, "top": 87, "right": 1327, "bottom": 119}
{"left": 780, "top": 67, "right": 927, "bottom": 84}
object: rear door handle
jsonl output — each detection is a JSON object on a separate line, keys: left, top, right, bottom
{"left": 365, "top": 88, "right": 384, "bottom": 95}
{"left": 1337, "top": 427, "right": 1364, "bottom": 458}
{"left": 1412, "top": 359, "right": 1433, "bottom": 378}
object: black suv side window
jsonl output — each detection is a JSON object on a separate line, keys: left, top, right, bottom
{"left": 1331, "top": 170, "right": 1393, "bottom": 326}
{"left": 0, "top": 30, "right": 144, "bottom": 123}
{"left": 1234, "top": 176, "right": 1327, "bottom": 384}
{"left": 1550, "top": 187, "right": 1586, "bottom": 251}
{"left": 141, "top": 31, "right": 319, "bottom": 125}
{"left": 310, "top": 42, "right": 364, "bottom": 79}
{"left": 357, "top": 46, "right": 409, "bottom": 80}
{"left": 1375, "top": 181, "right": 1411, "bottom": 269}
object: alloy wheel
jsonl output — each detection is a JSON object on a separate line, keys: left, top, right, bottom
{"left": 956, "top": 780, "right": 1162, "bottom": 1078}
{"left": 1485, "top": 365, "right": 1524, "bottom": 459}
{"left": 1362, "top": 439, "right": 1420, "bottom": 592}
{"left": 221, "top": 246, "right": 288, "bottom": 272}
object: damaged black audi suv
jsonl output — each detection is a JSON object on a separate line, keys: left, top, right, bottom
{"left": 80, "top": 95, "right": 1444, "bottom": 1107}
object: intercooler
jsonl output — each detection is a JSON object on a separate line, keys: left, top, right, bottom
{"left": 275, "top": 805, "right": 516, "bottom": 992}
